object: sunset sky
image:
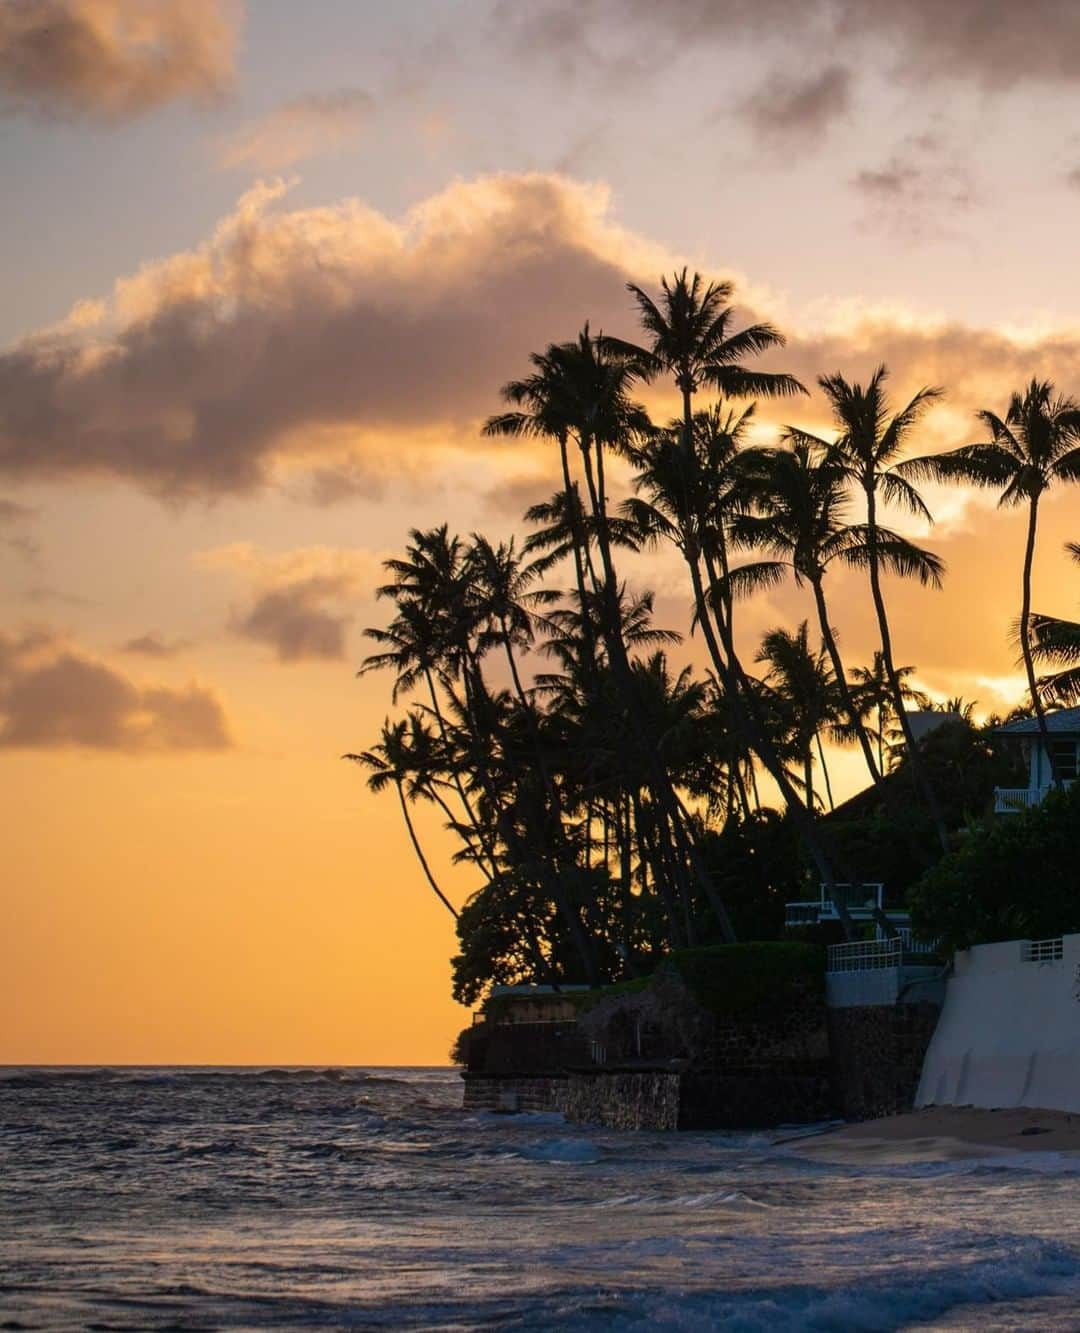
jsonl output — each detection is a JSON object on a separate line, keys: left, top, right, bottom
{"left": 4, "top": 0, "right": 1080, "bottom": 1065}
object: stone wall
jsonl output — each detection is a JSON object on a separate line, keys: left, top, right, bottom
{"left": 558, "top": 1070, "right": 681, "bottom": 1131}
{"left": 461, "top": 1074, "right": 565, "bottom": 1114}
{"left": 828, "top": 1002, "right": 941, "bottom": 1119}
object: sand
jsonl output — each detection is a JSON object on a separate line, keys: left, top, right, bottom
{"left": 783, "top": 1105, "right": 1080, "bottom": 1165}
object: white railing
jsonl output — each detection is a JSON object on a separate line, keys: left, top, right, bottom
{"left": 995, "top": 780, "right": 1074, "bottom": 814}
{"left": 827, "top": 939, "right": 903, "bottom": 972}
{"left": 893, "top": 927, "right": 939, "bottom": 954}
{"left": 1021, "top": 937, "right": 1064, "bottom": 963}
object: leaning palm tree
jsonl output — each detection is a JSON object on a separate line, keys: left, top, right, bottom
{"left": 901, "top": 381, "right": 1080, "bottom": 774}
{"left": 346, "top": 717, "right": 458, "bottom": 919}
{"left": 1030, "top": 541, "right": 1080, "bottom": 706}
{"left": 794, "top": 365, "right": 949, "bottom": 849}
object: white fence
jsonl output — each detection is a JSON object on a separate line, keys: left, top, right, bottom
{"left": 827, "top": 939, "right": 903, "bottom": 972}
{"left": 1021, "top": 937, "right": 1064, "bottom": 963}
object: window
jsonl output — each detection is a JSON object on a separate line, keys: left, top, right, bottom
{"left": 1048, "top": 738, "right": 1078, "bottom": 781}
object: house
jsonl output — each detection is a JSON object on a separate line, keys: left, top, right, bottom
{"left": 992, "top": 706, "right": 1080, "bottom": 813}
{"left": 784, "top": 882, "right": 929, "bottom": 948}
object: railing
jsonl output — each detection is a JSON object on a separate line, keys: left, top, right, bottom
{"left": 995, "top": 780, "right": 1075, "bottom": 814}
{"left": 1021, "top": 937, "right": 1064, "bottom": 963}
{"left": 893, "top": 927, "right": 939, "bottom": 955}
{"left": 827, "top": 939, "right": 903, "bottom": 972}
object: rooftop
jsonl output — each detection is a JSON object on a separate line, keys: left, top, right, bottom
{"left": 995, "top": 707, "right": 1080, "bottom": 736}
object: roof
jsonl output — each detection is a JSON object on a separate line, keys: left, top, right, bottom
{"left": 906, "top": 710, "right": 964, "bottom": 742}
{"left": 995, "top": 706, "right": 1080, "bottom": 736}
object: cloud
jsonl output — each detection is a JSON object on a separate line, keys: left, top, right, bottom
{"left": 740, "top": 64, "right": 851, "bottom": 146}
{"left": 0, "top": 174, "right": 670, "bottom": 499}
{"left": 217, "top": 88, "right": 374, "bottom": 171}
{"left": 503, "top": 1, "right": 1080, "bottom": 90}
{"left": 0, "top": 497, "right": 38, "bottom": 562}
{"left": 0, "top": 629, "right": 230, "bottom": 751}
{"left": 1066, "top": 166, "right": 1080, "bottom": 191}
{"left": 851, "top": 131, "right": 976, "bottom": 237}
{"left": 232, "top": 577, "right": 350, "bottom": 662}
{"left": 5, "top": 170, "right": 1080, "bottom": 509}
{"left": 0, "top": 0, "right": 240, "bottom": 123}
{"left": 120, "top": 632, "right": 188, "bottom": 657}
{"left": 199, "top": 543, "right": 379, "bottom": 663}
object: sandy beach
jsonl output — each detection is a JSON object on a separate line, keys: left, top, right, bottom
{"left": 785, "top": 1105, "right": 1080, "bottom": 1164}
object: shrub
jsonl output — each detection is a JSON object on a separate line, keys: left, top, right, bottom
{"left": 908, "top": 782, "right": 1080, "bottom": 954}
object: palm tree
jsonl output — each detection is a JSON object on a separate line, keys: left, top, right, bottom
{"left": 755, "top": 623, "right": 842, "bottom": 811}
{"left": 346, "top": 717, "right": 458, "bottom": 919}
{"left": 794, "top": 365, "right": 949, "bottom": 849}
{"left": 604, "top": 268, "right": 805, "bottom": 440}
{"left": 1030, "top": 541, "right": 1080, "bottom": 706}
{"left": 731, "top": 438, "right": 943, "bottom": 791}
{"left": 849, "top": 653, "right": 930, "bottom": 774}
{"left": 901, "top": 380, "right": 1080, "bottom": 776}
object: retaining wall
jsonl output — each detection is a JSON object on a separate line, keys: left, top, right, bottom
{"left": 917, "top": 934, "right": 1080, "bottom": 1112}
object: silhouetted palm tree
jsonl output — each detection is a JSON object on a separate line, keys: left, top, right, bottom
{"left": 755, "top": 622, "right": 842, "bottom": 811}
{"left": 793, "top": 365, "right": 949, "bottom": 848}
{"left": 347, "top": 717, "right": 458, "bottom": 919}
{"left": 901, "top": 380, "right": 1080, "bottom": 772}
{"left": 1030, "top": 542, "right": 1080, "bottom": 706}
{"left": 731, "top": 438, "right": 942, "bottom": 791}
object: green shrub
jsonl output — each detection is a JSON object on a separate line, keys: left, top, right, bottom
{"left": 665, "top": 941, "right": 825, "bottom": 1023}
{"left": 908, "top": 782, "right": 1080, "bottom": 953}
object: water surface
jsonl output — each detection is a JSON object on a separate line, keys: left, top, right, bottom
{"left": 2, "top": 1066, "right": 1078, "bottom": 1329}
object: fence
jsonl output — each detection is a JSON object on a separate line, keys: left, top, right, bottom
{"left": 1021, "top": 937, "right": 1064, "bottom": 963}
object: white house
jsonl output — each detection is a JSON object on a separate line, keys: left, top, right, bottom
{"left": 993, "top": 706, "right": 1080, "bottom": 813}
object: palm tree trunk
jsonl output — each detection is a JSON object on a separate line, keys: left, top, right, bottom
{"left": 865, "top": 489, "right": 950, "bottom": 852}
{"left": 811, "top": 577, "right": 882, "bottom": 787}
{"left": 394, "top": 780, "right": 458, "bottom": 918}
{"left": 1020, "top": 495, "right": 1056, "bottom": 785}
{"left": 815, "top": 731, "right": 835, "bottom": 811}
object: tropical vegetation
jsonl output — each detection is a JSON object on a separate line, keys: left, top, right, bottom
{"left": 350, "top": 270, "right": 1077, "bottom": 1003}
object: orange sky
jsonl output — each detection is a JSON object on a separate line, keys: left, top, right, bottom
{"left": 3, "top": 0, "right": 1080, "bottom": 1064}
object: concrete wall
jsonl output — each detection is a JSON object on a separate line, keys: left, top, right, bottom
{"left": 917, "top": 934, "right": 1080, "bottom": 1113}
{"left": 827, "top": 965, "right": 941, "bottom": 1008}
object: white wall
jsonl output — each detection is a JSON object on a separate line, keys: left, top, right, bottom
{"left": 917, "top": 934, "right": 1080, "bottom": 1113}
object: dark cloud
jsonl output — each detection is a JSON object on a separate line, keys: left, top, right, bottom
{"left": 741, "top": 64, "right": 851, "bottom": 146}
{"left": 503, "top": 1, "right": 1080, "bottom": 90}
{"left": 0, "top": 176, "right": 649, "bottom": 499}
{"left": 231, "top": 576, "right": 351, "bottom": 662}
{"left": 120, "top": 633, "right": 189, "bottom": 657}
{"left": 1065, "top": 166, "right": 1080, "bottom": 191}
{"left": 0, "top": 629, "right": 231, "bottom": 751}
{"left": 0, "top": 0, "right": 239, "bottom": 123}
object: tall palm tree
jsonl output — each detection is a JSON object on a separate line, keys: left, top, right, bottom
{"left": 793, "top": 365, "right": 949, "bottom": 849}
{"left": 731, "top": 439, "right": 943, "bottom": 790}
{"left": 1030, "top": 541, "right": 1080, "bottom": 706}
{"left": 623, "top": 406, "right": 860, "bottom": 935}
{"left": 901, "top": 380, "right": 1080, "bottom": 775}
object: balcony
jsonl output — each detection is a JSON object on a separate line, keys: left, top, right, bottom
{"left": 994, "top": 779, "right": 1074, "bottom": 814}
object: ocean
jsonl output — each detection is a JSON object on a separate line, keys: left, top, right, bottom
{"left": 2, "top": 1066, "right": 1079, "bottom": 1330}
